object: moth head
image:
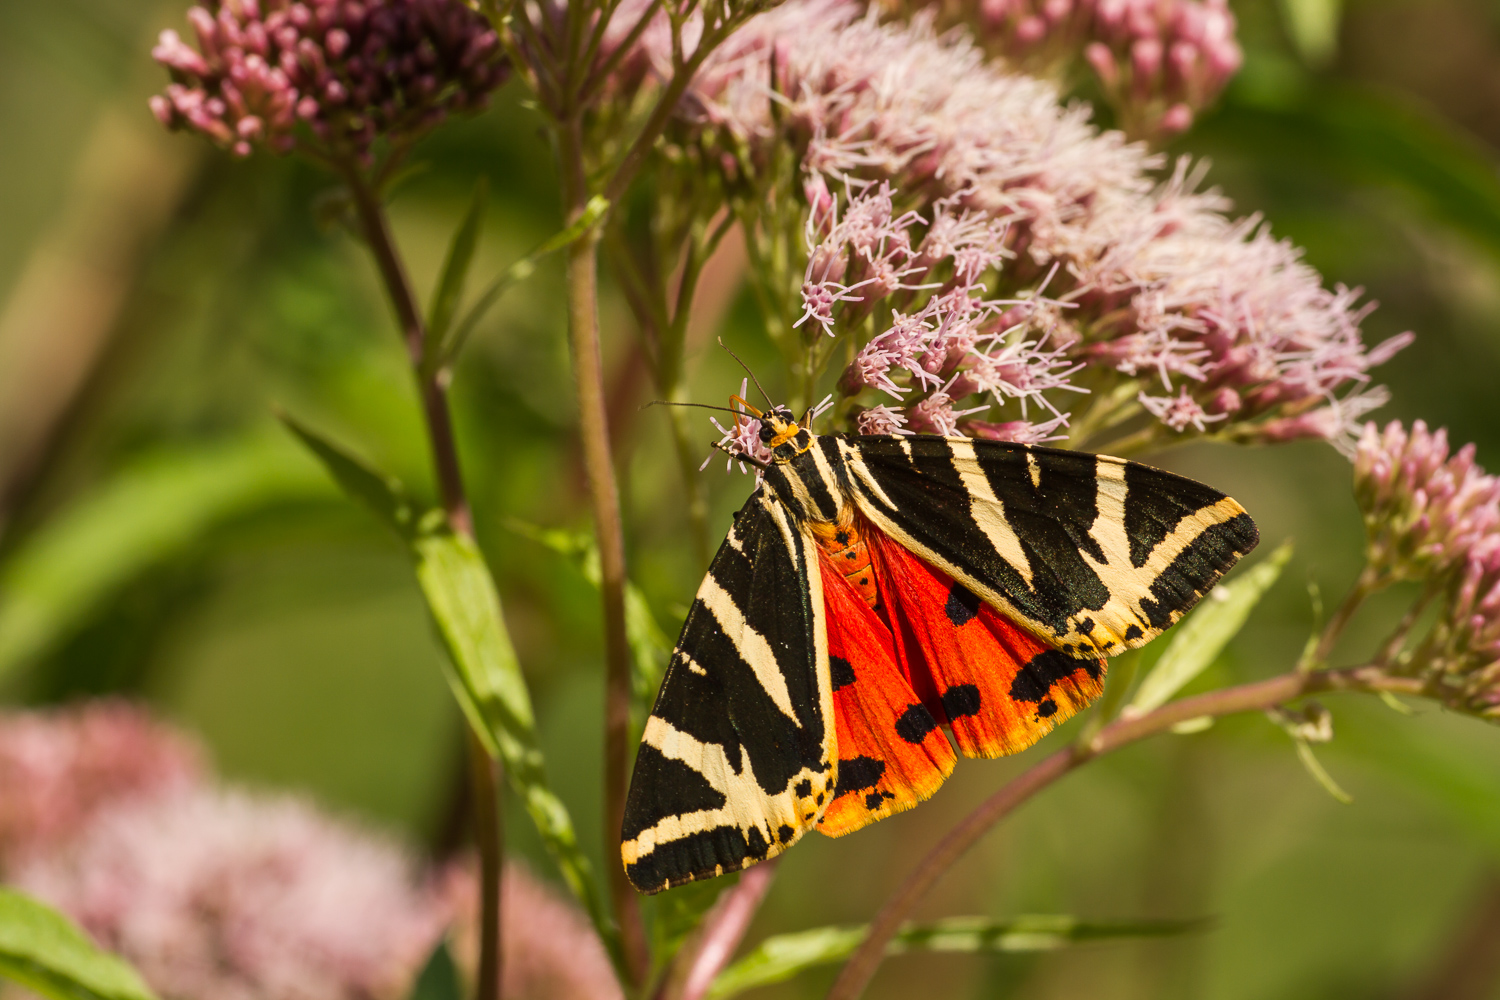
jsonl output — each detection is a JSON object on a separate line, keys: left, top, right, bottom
{"left": 733, "top": 399, "right": 814, "bottom": 463}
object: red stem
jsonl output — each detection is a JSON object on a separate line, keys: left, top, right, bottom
{"left": 825, "top": 666, "right": 1430, "bottom": 1000}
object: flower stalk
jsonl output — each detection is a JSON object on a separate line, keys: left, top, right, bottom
{"left": 339, "top": 163, "right": 502, "bottom": 1000}
{"left": 825, "top": 664, "right": 1430, "bottom": 1000}
{"left": 557, "top": 115, "right": 651, "bottom": 987}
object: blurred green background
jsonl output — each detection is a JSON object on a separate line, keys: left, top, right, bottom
{"left": 3, "top": 0, "right": 1500, "bottom": 997}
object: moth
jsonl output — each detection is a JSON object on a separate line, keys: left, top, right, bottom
{"left": 621, "top": 402, "right": 1258, "bottom": 894}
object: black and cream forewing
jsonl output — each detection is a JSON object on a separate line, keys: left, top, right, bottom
{"left": 620, "top": 487, "right": 837, "bottom": 894}
{"left": 835, "top": 435, "right": 1259, "bottom": 656}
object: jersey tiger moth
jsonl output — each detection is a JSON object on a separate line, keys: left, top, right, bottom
{"left": 621, "top": 403, "right": 1258, "bottom": 893}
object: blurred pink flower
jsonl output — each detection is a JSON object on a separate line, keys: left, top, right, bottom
{"left": 150, "top": 0, "right": 505, "bottom": 161}
{"left": 15, "top": 787, "right": 453, "bottom": 1000}
{"left": 446, "top": 863, "right": 624, "bottom": 1000}
{"left": 0, "top": 701, "right": 203, "bottom": 871}
{"left": 936, "top": 0, "right": 1244, "bottom": 142}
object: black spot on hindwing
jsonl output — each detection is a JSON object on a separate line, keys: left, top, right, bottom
{"left": 1009, "top": 648, "right": 1102, "bottom": 703}
{"left": 836, "top": 756, "right": 886, "bottom": 795}
{"left": 830, "top": 656, "right": 857, "bottom": 690}
{"left": 895, "top": 704, "right": 939, "bottom": 743}
{"left": 941, "top": 684, "right": 982, "bottom": 719}
{"left": 944, "top": 583, "right": 982, "bottom": 626}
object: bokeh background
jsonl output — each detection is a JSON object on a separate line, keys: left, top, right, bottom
{"left": 2, "top": 0, "right": 1500, "bottom": 997}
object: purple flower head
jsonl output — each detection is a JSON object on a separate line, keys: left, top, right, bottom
{"left": 16, "top": 786, "right": 455, "bottom": 1000}
{"left": 150, "top": 0, "right": 506, "bottom": 163}
{"left": 0, "top": 702, "right": 204, "bottom": 872}
{"left": 940, "top": 0, "right": 1243, "bottom": 142}
{"left": 1432, "top": 538, "right": 1500, "bottom": 719}
{"left": 636, "top": 0, "right": 1407, "bottom": 452}
{"left": 1353, "top": 420, "right": 1500, "bottom": 583}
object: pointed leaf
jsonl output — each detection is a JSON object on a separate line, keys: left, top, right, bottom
{"left": 1126, "top": 541, "right": 1293, "bottom": 718}
{"left": 406, "top": 940, "right": 462, "bottom": 1000}
{"left": 507, "top": 519, "right": 669, "bottom": 720}
{"left": 282, "top": 418, "right": 618, "bottom": 967}
{"left": 0, "top": 888, "right": 158, "bottom": 1000}
{"left": 443, "top": 196, "right": 610, "bottom": 364}
{"left": 279, "top": 413, "right": 420, "bottom": 538}
{"left": 708, "top": 915, "right": 1207, "bottom": 998}
{"left": 0, "top": 431, "right": 329, "bottom": 682}
{"left": 424, "top": 179, "right": 489, "bottom": 365}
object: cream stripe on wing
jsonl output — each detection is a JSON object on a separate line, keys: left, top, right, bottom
{"left": 698, "top": 573, "right": 800, "bottom": 723}
{"left": 948, "top": 438, "right": 1035, "bottom": 587}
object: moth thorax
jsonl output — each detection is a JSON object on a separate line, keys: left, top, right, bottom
{"left": 810, "top": 514, "right": 878, "bottom": 608}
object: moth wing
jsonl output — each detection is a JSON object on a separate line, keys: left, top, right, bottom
{"left": 816, "top": 551, "right": 956, "bottom": 838}
{"left": 621, "top": 489, "right": 836, "bottom": 894}
{"left": 866, "top": 523, "right": 1105, "bottom": 759}
{"left": 837, "top": 436, "right": 1258, "bottom": 657}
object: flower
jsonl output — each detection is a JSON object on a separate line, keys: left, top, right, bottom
{"left": 150, "top": 0, "right": 506, "bottom": 162}
{"left": 910, "top": 0, "right": 1244, "bottom": 143}
{"left": 15, "top": 786, "right": 454, "bottom": 1000}
{"left": 1353, "top": 420, "right": 1500, "bottom": 582}
{"left": 0, "top": 701, "right": 203, "bottom": 871}
{"left": 642, "top": 0, "right": 1407, "bottom": 452}
{"left": 446, "top": 863, "right": 625, "bottom": 1000}
{"left": 1428, "top": 537, "right": 1500, "bottom": 719}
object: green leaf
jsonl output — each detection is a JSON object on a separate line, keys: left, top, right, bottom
{"left": 1126, "top": 541, "right": 1294, "bottom": 718}
{"left": 406, "top": 940, "right": 462, "bottom": 1000}
{"left": 281, "top": 418, "right": 618, "bottom": 969}
{"left": 507, "top": 519, "right": 669, "bottom": 723}
{"left": 0, "top": 888, "right": 158, "bottom": 1000}
{"left": 707, "top": 915, "right": 1207, "bottom": 998}
{"left": 0, "top": 430, "right": 330, "bottom": 683}
{"left": 424, "top": 178, "right": 489, "bottom": 366}
{"left": 1215, "top": 85, "right": 1500, "bottom": 262}
{"left": 279, "top": 414, "right": 422, "bottom": 538}
{"left": 1277, "top": 0, "right": 1342, "bottom": 65}
{"left": 443, "top": 196, "right": 610, "bottom": 365}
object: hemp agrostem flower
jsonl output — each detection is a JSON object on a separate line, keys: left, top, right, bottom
{"left": 647, "top": 0, "right": 1407, "bottom": 450}
{"left": 1354, "top": 420, "right": 1500, "bottom": 582}
{"left": 16, "top": 787, "right": 454, "bottom": 1000}
{"left": 0, "top": 701, "right": 203, "bottom": 871}
{"left": 912, "top": 0, "right": 1244, "bottom": 143}
{"left": 150, "top": 0, "right": 506, "bottom": 163}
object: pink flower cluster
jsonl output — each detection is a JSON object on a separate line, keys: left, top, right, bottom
{"left": 799, "top": 183, "right": 1081, "bottom": 439}
{"left": 1353, "top": 421, "right": 1500, "bottom": 720}
{"left": 1441, "top": 540, "right": 1500, "bottom": 718}
{"left": 952, "top": 0, "right": 1243, "bottom": 142}
{"left": 150, "top": 0, "right": 505, "bottom": 160}
{"left": 0, "top": 702, "right": 617, "bottom": 1000}
{"left": 0, "top": 701, "right": 202, "bottom": 869}
{"left": 1354, "top": 420, "right": 1500, "bottom": 582}
{"left": 17, "top": 788, "right": 452, "bottom": 1000}
{"left": 657, "top": 0, "right": 1406, "bottom": 450}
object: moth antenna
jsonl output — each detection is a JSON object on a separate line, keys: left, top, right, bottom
{"left": 712, "top": 439, "right": 770, "bottom": 470}
{"left": 643, "top": 399, "right": 745, "bottom": 416}
{"left": 718, "top": 338, "right": 774, "bottom": 406}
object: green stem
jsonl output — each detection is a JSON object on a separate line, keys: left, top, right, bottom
{"left": 341, "top": 165, "right": 503, "bottom": 1000}
{"left": 559, "top": 117, "right": 651, "bottom": 989}
{"left": 824, "top": 665, "right": 1430, "bottom": 1000}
